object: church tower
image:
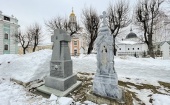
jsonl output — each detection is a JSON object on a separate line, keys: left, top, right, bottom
{"left": 69, "top": 7, "right": 76, "bottom": 23}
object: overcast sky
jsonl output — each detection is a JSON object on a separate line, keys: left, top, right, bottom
{"left": 0, "top": 0, "right": 168, "bottom": 35}
{"left": 0, "top": 0, "right": 137, "bottom": 33}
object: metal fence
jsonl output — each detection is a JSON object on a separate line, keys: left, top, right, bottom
{"left": 118, "top": 51, "right": 162, "bottom": 57}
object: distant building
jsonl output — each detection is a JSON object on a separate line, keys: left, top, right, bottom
{"left": 117, "top": 29, "right": 148, "bottom": 57}
{"left": 18, "top": 8, "right": 87, "bottom": 55}
{"left": 68, "top": 8, "right": 87, "bottom": 56}
{"left": 0, "top": 11, "right": 20, "bottom": 54}
{"left": 116, "top": 28, "right": 170, "bottom": 58}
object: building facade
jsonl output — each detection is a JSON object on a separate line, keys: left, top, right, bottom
{"left": 0, "top": 11, "right": 19, "bottom": 54}
{"left": 68, "top": 8, "right": 87, "bottom": 56}
{"left": 117, "top": 29, "right": 148, "bottom": 57}
{"left": 116, "top": 29, "right": 170, "bottom": 58}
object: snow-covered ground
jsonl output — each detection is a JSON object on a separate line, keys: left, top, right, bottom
{"left": 0, "top": 49, "right": 170, "bottom": 105}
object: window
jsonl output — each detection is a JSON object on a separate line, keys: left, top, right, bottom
{"left": 4, "top": 16, "right": 10, "bottom": 21}
{"left": 138, "top": 48, "right": 139, "bottom": 50}
{"left": 4, "top": 45, "right": 8, "bottom": 50}
{"left": 119, "top": 48, "right": 121, "bottom": 50}
{"left": 133, "top": 48, "right": 134, "bottom": 50}
{"left": 4, "top": 33, "right": 8, "bottom": 39}
{"left": 74, "top": 41, "right": 77, "bottom": 46}
{"left": 128, "top": 48, "right": 130, "bottom": 50}
{"left": 74, "top": 49, "right": 77, "bottom": 55}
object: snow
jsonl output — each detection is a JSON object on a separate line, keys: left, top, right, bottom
{"left": 0, "top": 50, "right": 170, "bottom": 105}
{"left": 49, "top": 94, "right": 74, "bottom": 105}
{"left": 73, "top": 54, "right": 170, "bottom": 82}
{"left": 118, "top": 40, "right": 138, "bottom": 44}
{"left": 58, "top": 97, "right": 74, "bottom": 105}
{"left": 152, "top": 94, "right": 170, "bottom": 105}
{"left": 0, "top": 49, "right": 52, "bottom": 83}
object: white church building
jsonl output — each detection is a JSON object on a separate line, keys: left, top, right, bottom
{"left": 0, "top": 11, "right": 19, "bottom": 54}
{"left": 116, "top": 29, "right": 170, "bottom": 59}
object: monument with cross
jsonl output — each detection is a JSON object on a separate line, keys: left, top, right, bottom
{"left": 37, "top": 29, "right": 81, "bottom": 96}
{"left": 93, "top": 11, "right": 123, "bottom": 101}
{"left": 99, "top": 11, "right": 108, "bottom": 27}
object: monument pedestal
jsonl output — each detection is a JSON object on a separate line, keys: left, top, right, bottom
{"left": 86, "top": 88, "right": 132, "bottom": 105}
{"left": 45, "top": 74, "right": 76, "bottom": 91}
{"left": 37, "top": 81, "right": 81, "bottom": 97}
{"left": 93, "top": 73, "right": 122, "bottom": 100}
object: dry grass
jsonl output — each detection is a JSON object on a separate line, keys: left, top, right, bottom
{"left": 158, "top": 81, "right": 170, "bottom": 89}
{"left": 70, "top": 72, "right": 170, "bottom": 105}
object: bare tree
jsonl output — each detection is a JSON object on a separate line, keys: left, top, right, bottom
{"left": 45, "top": 16, "right": 80, "bottom": 36}
{"left": 135, "top": 0, "right": 164, "bottom": 58}
{"left": 14, "top": 31, "right": 33, "bottom": 54}
{"left": 153, "top": 10, "right": 170, "bottom": 42}
{"left": 28, "top": 23, "right": 42, "bottom": 52}
{"left": 107, "top": 0, "right": 131, "bottom": 55}
{"left": 82, "top": 7, "right": 100, "bottom": 54}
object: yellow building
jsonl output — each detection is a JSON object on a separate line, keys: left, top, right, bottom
{"left": 18, "top": 8, "right": 87, "bottom": 55}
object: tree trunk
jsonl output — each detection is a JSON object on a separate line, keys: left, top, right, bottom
{"left": 23, "top": 48, "right": 26, "bottom": 54}
{"left": 148, "top": 43, "right": 155, "bottom": 58}
{"left": 87, "top": 41, "right": 93, "bottom": 54}
{"left": 113, "top": 43, "right": 117, "bottom": 56}
{"left": 113, "top": 37, "right": 117, "bottom": 56}
{"left": 148, "top": 34, "right": 155, "bottom": 58}
{"left": 33, "top": 46, "right": 36, "bottom": 52}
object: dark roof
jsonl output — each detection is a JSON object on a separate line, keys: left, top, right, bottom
{"left": 154, "top": 41, "right": 170, "bottom": 46}
{"left": 126, "top": 32, "right": 138, "bottom": 39}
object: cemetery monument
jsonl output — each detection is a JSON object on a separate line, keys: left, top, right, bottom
{"left": 93, "top": 11, "right": 123, "bottom": 100}
{"left": 37, "top": 29, "right": 81, "bottom": 96}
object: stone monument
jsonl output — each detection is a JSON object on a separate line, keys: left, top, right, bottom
{"left": 93, "top": 11, "right": 123, "bottom": 100}
{"left": 37, "top": 29, "right": 81, "bottom": 96}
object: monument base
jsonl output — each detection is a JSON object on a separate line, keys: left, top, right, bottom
{"left": 45, "top": 74, "right": 76, "bottom": 91}
{"left": 37, "top": 81, "right": 82, "bottom": 97}
{"left": 93, "top": 73, "right": 122, "bottom": 100}
{"left": 86, "top": 88, "right": 131, "bottom": 105}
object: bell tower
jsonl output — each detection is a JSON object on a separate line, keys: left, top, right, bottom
{"left": 69, "top": 7, "right": 76, "bottom": 23}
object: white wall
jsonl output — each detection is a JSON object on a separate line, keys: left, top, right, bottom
{"left": 161, "top": 42, "right": 170, "bottom": 59}
{"left": 117, "top": 43, "right": 148, "bottom": 52}
{"left": 117, "top": 43, "right": 148, "bottom": 57}
{"left": 10, "top": 25, "right": 16, "bottom": 54}
{"left": 0, "top": 23, "right": 3, "bottom": 54}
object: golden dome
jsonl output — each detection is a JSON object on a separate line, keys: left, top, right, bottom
{"left": 70, "top": 7, "right": 75, "bottom": 17}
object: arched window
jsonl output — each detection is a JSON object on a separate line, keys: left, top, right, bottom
{"left": 4, "top": 33, "right": 8, "bottom": 39}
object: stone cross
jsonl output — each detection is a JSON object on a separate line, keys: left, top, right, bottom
{"left": 51, "top": 29, "right": 70, "bottom": 61}
{"left": 44, "top": 29, "right": 77, "bottom": 91}
{"left": 100, "top": 11, "right": 108, "bottom": 26}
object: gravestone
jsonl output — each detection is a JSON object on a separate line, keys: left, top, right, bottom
{"left": 37, "top": 29, "right": 81, "bottom": 96}
{"left": 93, "top": 11, "right": 123, "bottom": 100}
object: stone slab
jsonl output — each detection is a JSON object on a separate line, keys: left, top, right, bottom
{"left": 45, "top": 74, "right": 76, "bottom": 91}
{"left": 86, "top": 88, "right": 127, "bottom": 105}
{"left": 93, "top": 74, "right": 122, "bottom": 99}
{"left": 37, "top": 81, "right": 82, "bottom": 97}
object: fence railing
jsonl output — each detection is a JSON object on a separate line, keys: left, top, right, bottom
{"left": 117, "top": 51, "right": 162, "bottom": 57}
